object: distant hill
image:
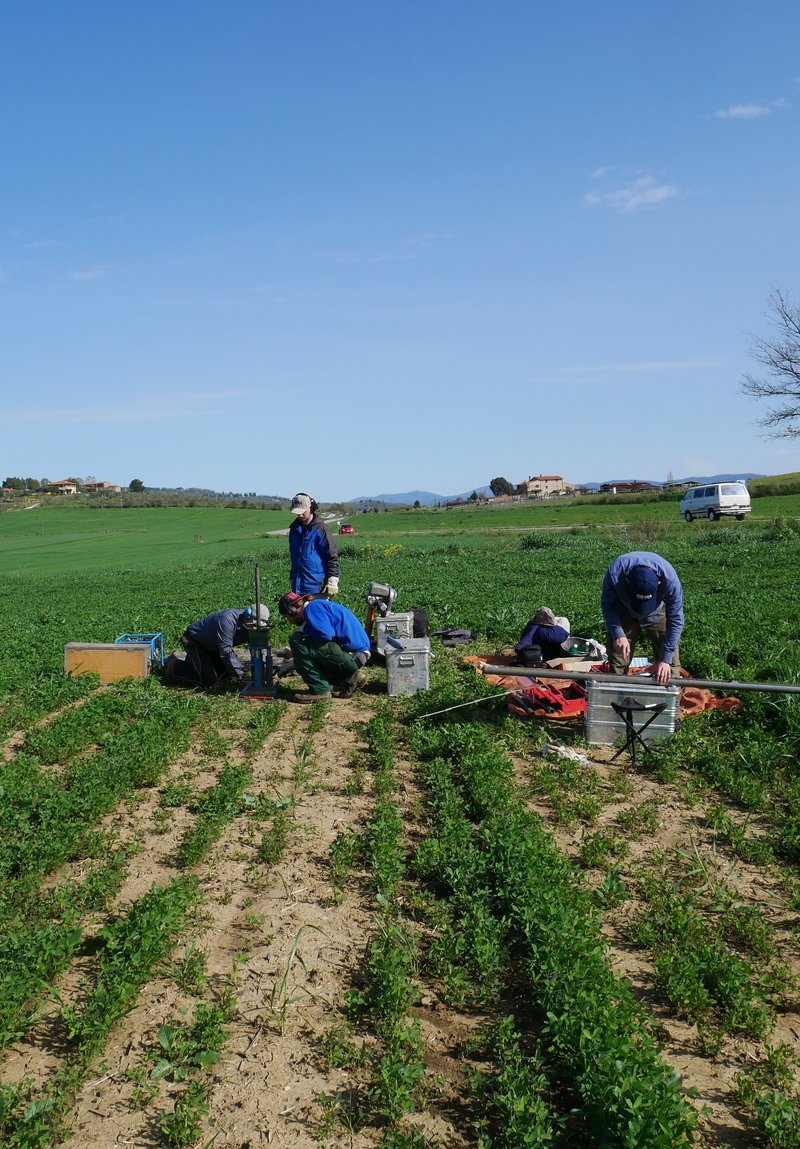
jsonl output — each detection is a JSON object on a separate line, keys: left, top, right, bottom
{"left": 349, "top": 487, "right": 494, "bottom": 506}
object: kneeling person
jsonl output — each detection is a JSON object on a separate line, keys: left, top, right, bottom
{"left": 278, "top": 593, "right": 370, "bottom": 702}
{"left": 169, "top": 605, "right": 269, "bottom": 691}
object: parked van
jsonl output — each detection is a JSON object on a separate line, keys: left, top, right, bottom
{"left": 679, "top": 482, "right": 751, "bottom": 522}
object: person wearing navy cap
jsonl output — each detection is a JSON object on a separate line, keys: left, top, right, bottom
{"left": 601, "top": 551, "right": 684, "bottom": 684}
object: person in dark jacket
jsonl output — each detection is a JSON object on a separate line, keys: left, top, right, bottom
{"left": 515, "top": 606, "right": 570, "bottom": 665}
{"left": 166, "top": 604, "right": 269, "bottom": 690}
{"left": 278, "top": 592, "right": 370, "bottom": 702}
{"left": 288, "top": 493, "right": 340, "bottom": 596}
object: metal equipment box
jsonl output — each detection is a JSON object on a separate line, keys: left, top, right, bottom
{"left": 585, "top": 680, "right": 681, "bottom": 746}
{"left": 375, "top": 612, "right": 415, "bottom": 655}
{"left": 385, "top": 638, "right": 431, "bottom": 696}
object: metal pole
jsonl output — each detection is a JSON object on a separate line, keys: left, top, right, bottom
{"left": 254, "top": 564, "right": 262, "bottom": 632}
{"left": 477, "top": 664, "right": 800, "bottom": 696}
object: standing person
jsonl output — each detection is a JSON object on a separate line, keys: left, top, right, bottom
{"left": 515, "top": 606, "right": 570, "bottom": 665}
{"left": 278, "top": 592, "right": 370, "bottom": 702}
{"left": 167, "top": 605, "right": 269, "bottom": 690}
{"left": 600, "top": 551, "right": 684, "bottom": 685}
{"left": 288, "top": 493, "right": 340, "bottom": 596}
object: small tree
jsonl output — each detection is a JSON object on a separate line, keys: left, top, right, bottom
{"left": 490, "top": 476, "right": 515, "bottom": 497}
{"left": 468, "top": 490, "right": 479, "bottom": 502}
{"left": 742, "top": 290, "right": 800, "bottom": 438}
{"left": 129, "top": 478, "right": 145, "bottom": 492}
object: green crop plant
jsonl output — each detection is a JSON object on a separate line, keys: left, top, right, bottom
{"left": 177, "top": 761, "right": 253, "bottom": 867}
{"left": 471, "top": 1015, "right": 560, "bottom": 1147}
{"left": 158, "top": 1079, "right": 210, "bottom": 1148}
{"left": 160, "top": 945, "right": 209, "bottom": 994}
{"left": 258, "top": 808, "right": 289, "bottom": 867}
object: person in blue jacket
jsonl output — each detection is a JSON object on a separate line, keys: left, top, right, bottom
{"left": 278, "top": 592, "right": 370, "bottom": 702}
{"left": 167, "top": 604, "right": 270, "bottom": 690}
{"left": 601, "top": 551, "right": 684, "bottom": 684}
{"left": 515, "top": 606, "right": 570, "bottom": 665}
{"left": 288, "top": 493, "right": 340, "bottom": 596}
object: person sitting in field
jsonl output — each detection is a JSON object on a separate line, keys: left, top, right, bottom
{"left": 515, "top": 606, "right": 570, "bottom": 666}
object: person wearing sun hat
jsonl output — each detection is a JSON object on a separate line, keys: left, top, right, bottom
{"left": 515, "top": 605, "right": 571, "bottom": 665}
{"left": 601, "top": 551, "right": 684, "bottom": 684}
{"left": 288, "top": 492, "right": 340, "bottom": 596}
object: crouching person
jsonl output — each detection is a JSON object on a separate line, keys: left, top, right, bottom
{"left": 515, "top": 606, "right": 570, "bottom": 666}
{"left": 278, "top": 592, "right": 370, "bottom": 702}
{"left": 165, "top": 605, "right": 269, "bottom": 691}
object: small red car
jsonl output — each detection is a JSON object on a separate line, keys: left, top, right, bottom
{"left": 339, "top": 523, "right": 355, "bottom": 535}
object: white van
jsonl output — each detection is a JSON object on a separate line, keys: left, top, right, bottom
{"left": 679, "top": 482, "right": 751, "bottom": 522}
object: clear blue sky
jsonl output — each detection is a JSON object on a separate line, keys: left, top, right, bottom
{"left": 2, "top": 1, "right": 799, "bottom": 499}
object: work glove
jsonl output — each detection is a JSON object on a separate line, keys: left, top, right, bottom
{"left": 323, "top": 576, "right": 339, "bottom": 596}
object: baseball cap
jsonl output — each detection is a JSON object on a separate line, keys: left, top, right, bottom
{"left": 628, "top": 566, "right": 659, "bottom": 612}
{"left": 278, "top": 591, "right": 305, "bottom": 617}
{"left": 290, "top": 493, "right": 312, "bottom": 513}
{"left": 246, "top": 603, "right": 270, "bottom": 627}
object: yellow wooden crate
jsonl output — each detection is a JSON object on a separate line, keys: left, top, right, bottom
{"left": 64, "top": 642, "right": 152, "bottom": 683}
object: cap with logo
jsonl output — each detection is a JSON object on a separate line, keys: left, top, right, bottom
{"left": 628, "top": 566, "right": 659, "bottom": 613}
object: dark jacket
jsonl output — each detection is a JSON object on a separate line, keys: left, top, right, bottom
{"left": 289, "top": 514, "right": 340, "bottom": 594}
{"left": 515, "top": 621, "right": 569, "bottom": 662}
{"left": 184, "top": 608, "right": 252, "bottom": 679}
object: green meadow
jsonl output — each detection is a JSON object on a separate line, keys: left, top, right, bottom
{"left": 3, "top": 490, "right": 800, "bottom": 577}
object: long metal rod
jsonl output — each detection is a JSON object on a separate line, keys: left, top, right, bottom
{"left": 254, "top": 563, "right": 262, "bottom": 632}
{"left": 477, "top": 664, "right": 800, "bottom": 696}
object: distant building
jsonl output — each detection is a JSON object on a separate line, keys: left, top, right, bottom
{"left": 517, "top": 474, "right": 572, "bottom": 498}
{"left": 44, "top": 480, "right": 79, "bottom": 496}
{"left": 82, "top": 481, "right": 122, "bottom": 493}
{"left": 599, "top": 481, "right": 661, "bottom": 494}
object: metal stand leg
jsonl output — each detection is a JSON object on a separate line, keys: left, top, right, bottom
{"left": 610, "top": 698, "right": 667, "bottom": 765}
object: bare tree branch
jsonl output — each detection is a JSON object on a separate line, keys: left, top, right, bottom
{"left": 742, "top": 290, "right": 800, "bottom": 438}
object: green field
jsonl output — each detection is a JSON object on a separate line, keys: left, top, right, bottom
{"left": 4, "top": 492, "right": 800, "bottom": 577}
{"left": 3, "top": 500, "right": 800, "bottom": 1146}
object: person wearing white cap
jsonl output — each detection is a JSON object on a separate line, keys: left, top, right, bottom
{"left": 166, "top": 605, "right": 270, "bottom": 690}
{"left": 288, "top": 492, "right": 340, "bottom": 596}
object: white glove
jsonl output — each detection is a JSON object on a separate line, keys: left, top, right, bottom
{"left": 324, "top": 576, "right": 339, "bottom": 596}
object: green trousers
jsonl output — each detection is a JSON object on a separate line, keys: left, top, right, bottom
{"left": 289, "top": 632, "right": 359, "bottom": 694}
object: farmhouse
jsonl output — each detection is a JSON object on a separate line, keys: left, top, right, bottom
{"left": 82, "top": 481, "right": 122, "bottom": 494}
{"left": 44, "top": 480, "right": 79, "bottom": 496}
{"left": 517, "top": 474, "right": 572, "bottom": 498}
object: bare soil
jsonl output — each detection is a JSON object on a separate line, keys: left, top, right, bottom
{"left": 3, "top": 674, "right": 799, "bottom": 1147}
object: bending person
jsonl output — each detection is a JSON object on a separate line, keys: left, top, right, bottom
{"left": 601, "top": 551, "right": 683, "bottom": 685}
{"left": 168, "top": 605, "right": 269, "bottom": 690}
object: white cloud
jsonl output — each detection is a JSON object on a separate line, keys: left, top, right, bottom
{"left": 584, "top": 174, "right": 678, "bottom": 213}
{"left": 715, "top": 103, "right": 770, "bottom": 119}
{"left": 3, "top": 390, "right": 261, "bottom": 426}
{"left": 715, "top": 97, "right": 788, "bottom": 119}
{"left": 563, "top": 358, "right": 726, "bottom": 374}
{"left": 70, "top": 266, "right": 106, "bottom": 281}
